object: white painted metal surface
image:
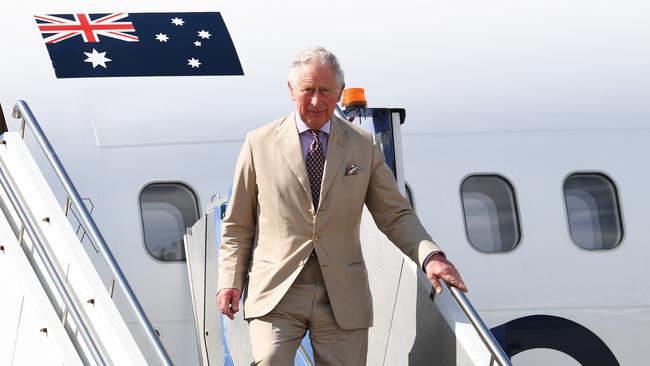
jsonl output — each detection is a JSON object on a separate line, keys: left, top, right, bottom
{"left": 361, "top": 209, "right": 495, "bottom": 365}
{"left": 0, "top": 132, "right": 148, "bottom": 365}
{"left": 0, "top": 197, "right": 83, "bottom": 366}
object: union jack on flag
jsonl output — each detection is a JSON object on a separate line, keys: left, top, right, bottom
{"left": 35, "top": 13, "right": 139, "bottom": 44}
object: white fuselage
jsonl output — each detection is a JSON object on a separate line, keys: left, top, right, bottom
{"left": 1, "top": 1, "right": 648, "bottom": 364}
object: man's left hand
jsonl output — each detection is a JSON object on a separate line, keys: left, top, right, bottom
{"left": 425, "top": 254, "right": 468, "bottom": 294}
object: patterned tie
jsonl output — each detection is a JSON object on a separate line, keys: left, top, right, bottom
{"left": 305, "top": 130, "right": 325, "bottom": 209}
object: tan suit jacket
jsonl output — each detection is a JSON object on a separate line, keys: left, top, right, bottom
{"left": 217, "top": 112, "right": 440, "bottom": 330}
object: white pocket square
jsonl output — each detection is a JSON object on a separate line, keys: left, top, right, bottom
{"left": 345, "top": 165, "right": 363, "bottom": 176}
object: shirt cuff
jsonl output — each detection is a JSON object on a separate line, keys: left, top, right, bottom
{"left": 422, "top": 251, "right": 445, "bottom": 271}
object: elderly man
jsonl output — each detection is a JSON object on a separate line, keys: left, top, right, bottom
{"left": 216, "top": 47, "right": 467, "bottom": 365}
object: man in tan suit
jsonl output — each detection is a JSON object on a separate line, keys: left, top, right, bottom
{"left": 216, "top": 47, "right": 467, "bottom": 365}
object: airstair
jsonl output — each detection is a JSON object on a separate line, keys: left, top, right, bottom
{"left": 0, "top": 101, "right": 172, "bottom": 365}
{"left": 183, "top": 107, "right": 513, "bottom": 365}
{"left": 0, "top": 98, "right": 512, "bottom": 365}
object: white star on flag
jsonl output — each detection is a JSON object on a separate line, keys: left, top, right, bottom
{"left": 83, "top": 49, "right": 111, "bottom": 68}
{"left": 155, "top": 33, "right": 169, "bottom": 42}
{"left": 197, "top": 30, "right": 211, "bottom": 39}
{"left": 171, "top": 17, "right": 185, "bottom": 26}
{"left": 188, "top": 58, "right": 201, "bottom": 68}
{"left": 194, "top": 41, "right": 202, "bottom": 47}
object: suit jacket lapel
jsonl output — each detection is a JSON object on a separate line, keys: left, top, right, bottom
{"left": 275, "top": 112, "right": 313, "bottom": 203}
{"left": 320, "top": 117, "right": 349, "bottom": 205}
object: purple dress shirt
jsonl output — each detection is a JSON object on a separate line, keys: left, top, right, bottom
{"left": 295, "top": 112, "right": 330, "bottom": 160}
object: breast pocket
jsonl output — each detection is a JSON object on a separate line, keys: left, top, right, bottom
{"left": 342, "top": 167, "right": 369, "bottom": 186}
{"left": 340, "top": 169, "right": 368, "bottom": 204}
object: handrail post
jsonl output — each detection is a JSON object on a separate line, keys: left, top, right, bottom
{"left": 12, "top": 100, "right": 173, "bottom": 366}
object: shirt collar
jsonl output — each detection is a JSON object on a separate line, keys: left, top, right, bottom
{"left": 295, "top": 110, "right": 331, "bottom": 135}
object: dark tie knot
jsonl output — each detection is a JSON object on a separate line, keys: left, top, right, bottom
{"left": 309, "top": 130, "right": 320, "bottom": 139}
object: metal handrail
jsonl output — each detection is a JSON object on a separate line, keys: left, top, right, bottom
{"left": 0, "top": 160, "right": 106, "bottom": 365}
{"left": 446, "top": 284, "right": 512, "bottom": 366}
{"left": 12, "top": 100, "right": 173, "bottom": 366}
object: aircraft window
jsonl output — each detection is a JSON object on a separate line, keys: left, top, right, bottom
{"left": 461, "top": 175, "right": 521, "bottom": 253}
{"left": 563, "top": 173, "right": 622, "bottom": 250}
{"left": 139, "top": 182, "right": 199, "bottom": 261}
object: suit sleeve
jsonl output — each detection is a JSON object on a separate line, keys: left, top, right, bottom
{"left": 217, "top": 134, "right": 257, "bottom": 292}
{"left": 364, "top": 138, "right": 442, "bottom": 268}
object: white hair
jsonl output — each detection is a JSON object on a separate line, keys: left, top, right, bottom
{"left": 288, "top": 47, "right": 345, "bottom": 89}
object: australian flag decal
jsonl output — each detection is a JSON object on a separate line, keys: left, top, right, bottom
{"left": 35, "top": 12, "right": 244, "bottom": 78}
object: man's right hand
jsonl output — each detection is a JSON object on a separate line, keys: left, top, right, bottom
{"left": 424, "top": 254, "right": 468, "bottom": 294}
{"left": 216, "top": 288, "right": 241, "bottom": 320}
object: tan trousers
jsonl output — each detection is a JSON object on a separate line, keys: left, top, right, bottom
{"left": 248, "top": 255, "right": 368, "bottom": 365}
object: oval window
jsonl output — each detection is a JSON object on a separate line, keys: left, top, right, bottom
{"left": 563, "top": 173, "right": 623, "bottom": 250}
{"left": 461, "top": 175, "right": 521, "bottom": 253}
{"left": 139, "top": 183, "right": 199, "bottom": 261}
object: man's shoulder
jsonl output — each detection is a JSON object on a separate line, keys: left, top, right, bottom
{"left": 246, "top": 113, "right": 292, "bottom": 141}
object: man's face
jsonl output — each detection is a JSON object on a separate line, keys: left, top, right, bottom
{"left": 288, "top": 64, "right": 343, "bottom": 130}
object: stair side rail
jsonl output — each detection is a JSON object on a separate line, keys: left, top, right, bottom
{"left": 11, "top": 100, "right": 173, "bottom": 366}
{"left": 0, "top": 159, "right": 107, "bottom": 365}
